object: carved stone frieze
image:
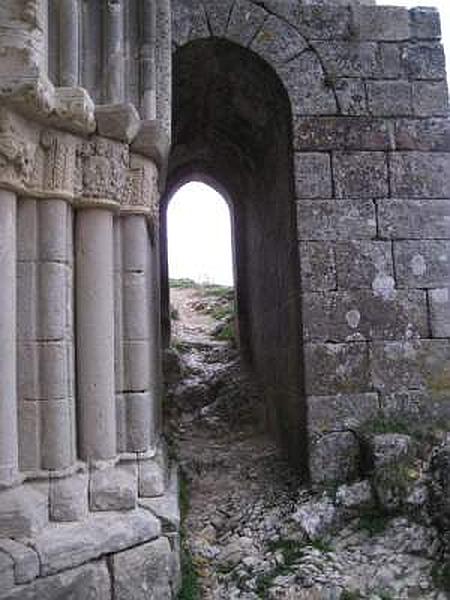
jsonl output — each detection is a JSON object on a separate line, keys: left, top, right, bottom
{"left": 0, "top": 108, "right": 38, "bottom": 190}
{"left": 122, "top": 154, "right": 159, "bottom": 218}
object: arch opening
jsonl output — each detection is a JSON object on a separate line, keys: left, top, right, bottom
{"left": 161, "top": 38, "right": 308, "bottom": 475}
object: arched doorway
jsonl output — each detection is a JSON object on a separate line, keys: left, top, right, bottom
{"left": 161, "top": 38, "right": 307, "bottom": 474}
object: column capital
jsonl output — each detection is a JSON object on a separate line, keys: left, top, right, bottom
{"left": 121, "top": 154, "right": 159, "bottom": 220}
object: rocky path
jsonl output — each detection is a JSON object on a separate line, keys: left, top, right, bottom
{"left": 165, "top": 284, "right": 448, "bottom": 600}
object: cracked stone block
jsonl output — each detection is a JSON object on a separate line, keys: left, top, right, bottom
{"left": 412, "top": 80, "right": 449, "bottom": 117}
{"left": 390, "top": 152, "right": 450, "bottom": 198}
{"left": 0, "top": 561, "right": 111, "bottom": 600}
{"left": 394, "top": 240, "right": 450, "bottom": 288}
{"left": 378, "top": 199, "right": 450, "bottom": 240}
{"left": 333, "top": 151, "right": 388, "bottom": 198}
{"left": 429, "top": 288, "right": 450, "bottom": 338}
{"left": 90, "top": 466, "right": 137, "bottom": 511}
{"left": 113, "top": 537, "right": 173, "bottom": 600}
{"left": 294, "top": 153, "right": 332, "bottom": 199}
{"left": 297, "top": 199, "right": 376, "bottom": 241}
{"left": 335, "top": 241, "right": 394, "bottom": 289}
{"left": 299, "top": 241, "right": 336, "bottom": 292}
{"left": 304, "top": 342, "right": 371, "bottom": 396}
{"left": 302, "top": 290, "right": 427, "bottom": 342}
{"left": 310, "top": 432, "right": 360, "bottom": 485}
{"left": 0, "top": 539, "right": 39, "bottom": 585}
{"left": 50, "top": 473, "right": 88, "bottom": 522}
{"left": 366, "top": 80, "right": 412, "bottom": 117}
{"left": 307, "top": 393, "right": 380, "bottom": 435}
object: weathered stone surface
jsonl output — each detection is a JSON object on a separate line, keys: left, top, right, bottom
{"left": 203, "top": 0, "right": 235, "bottom": 37}
{"left": 333, "top": 151, "right": 388, "bottom": 198}
{"left": 429, "top": 288, "right": 450, "bottom": 338}
{"left": 131, "top": 120, "right": 169, "bottom": 168}
{"left": 294, "top": 153, "right": 332, "bottom": 199}
{"left": 279, "top": 51, "right": 337, "bottom": 116}
{"left": 378, "top": 199, "right": 450, "bottom": 240}
{"left": 394, "top": 118, "right": 450, "bottom": 151}
{"left": 90, "top": 466, "right": 137, "bottom": 511}
{"left": 310, "top": 431, "right": 360, "bottom": 484}
{"left": 0, "top": 561, "right": 111, "bottom": 600}
{"left": 304, "top": 342, "right": 371, "bottom": 395}
{"left": 140, "top": 466, "right": 180, "bottom": 533}
{"left": 50, "top": 473, "right": 88, "bottom": 522}
{"left": 394, "top": 240, "right": 450, "bottom": 288}
{"left": 335, "top": 241, "right": 394, "bottom": 289}
{"left": 226, "top": 0, "right": 267, "bottom": 47}
{"left": 371, "top": 339, "right": 450, "bottom": 393}
{"left": 292, "top": 497, "right": 337, "bottom": 540}
{"left": 390, "top": 152, "right": 450, "bottom": 198}
{"left": 250, "top": 15, "right": 307, "bottom": 65}
{"left": 0, "top": 484, "right": 48, "bottom": 538}
{"left": 29, "top": 509, "right": 161, "bottom": 576}
{"left": 139, "top": 455, "right": 166, "bottom": 498}
{"left": 403, "top": 42, "right": 446, "bottom": 80}
{"left": 381, "top": 389, "right": 450, "bottom": 425}
{"left": 412, "top": 80, "right": 449, "bottom": 117}
{"left": 297, "top": 199, "right": 376, "bottom": 241}
{"left": 372, "top": 433, "right": 414, "bottom": 469}
{"left": 335, "top": 480, "right": 373, "bottom": 513}
{"left": 429, "top": 436, "right": 450, "bottom": 530}
{"left": 409, "top": 7, "right": 441, "bottom": 40}
{"left": 0, "top": 552, "right": 14, "bottom": 595}
{"left": 314, "top": 41, "right": 392, "bottom": 78}
{"left": 354, "top": 6, "right": 410, "bottom": 41}
{"left": 303, "top": 290, "right": 427, "bottom": 342}
{"left": 171, "top": 0, "right": 209, "bottom": 46}
{"left": 308, "top": 393, "right": 380, "bottom": 434}
{"left": 95, "top": 103, "right": 141, "bottom": 143}
{"left": 335, "top": 78, "right": 367, "bottom": 116}
{"left": 366, "top": 80, "right": 412, "bottom": 117}
{"left": 0, "top": 539, "right": 39, "bottom": 585}
{"left": 299, "top": 241, "right": 336, "bottom": 292}
{"left": 294, "top": 117, "right": 394, "bottom": 151}
{"left": 113, "top": 537, "right": 173, "bottom": 600}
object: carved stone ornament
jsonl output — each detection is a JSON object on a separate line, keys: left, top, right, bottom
{"left": 0, "top": 108, "right": 38, "bottom": 190}
{"left": 122, "top": 154, "right": 159, "bottom": 218}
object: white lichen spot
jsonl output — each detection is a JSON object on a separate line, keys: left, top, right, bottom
{"left": 411, "top": 254, "right": 426, "bottom": 276}
{"left": 432, "top": 288, "right": 449, "bottom": 304}
{"left": 372, "top": 274, "right": 396, "bottom": 300}
{"left": 346, "top": 309, "right": 361, "bottom": 329}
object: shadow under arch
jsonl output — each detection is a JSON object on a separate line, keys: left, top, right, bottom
{"left": 161, "top": 37, "right": 308, "bottom": 477}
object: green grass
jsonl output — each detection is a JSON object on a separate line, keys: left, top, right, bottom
{"left": 431, "top": 561, "right": 450, "bottom": 593}
{"left": 357, "top": 512, "right": 391, "bottom": 537}
{"left": 177, "top": 545, "right": 201, "bottom": 600}
{"left": 170, "top": 278, "right": 197, "bottom": 289}
{"left": 341, "top": 591, "right": 364, "bottom": 600}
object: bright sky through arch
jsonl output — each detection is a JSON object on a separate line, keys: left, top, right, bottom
{"left": 167, "top": 181, "right": 234, "bottom": 286}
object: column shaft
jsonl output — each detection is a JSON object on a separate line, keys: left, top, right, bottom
{"left": 155, "top": 0, "right": 172, "bottom": 136}
{"left": 140, "top": 0, "right": 157, "bottom": 119}
{"left": 59, "top": 0, "right": 80, "bottom": 86}
{"left": 0, "top": 190, "right": 18, "bottom": 485}
{"left": 103, "top": 0, "right": 125, "bottom": 103}
{"left": 76, "top": 209, "right": 116, "bottom": 461}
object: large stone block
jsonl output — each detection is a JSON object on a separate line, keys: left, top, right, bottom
{"left": 310, "top": 431, "right": 360, "bottom": 485}
{"left": 366, "top": 80, "right": 412, "bottom": 117}
{"left": 370, "top": 339, "right": 450, "bottom": 393}
{"left": 0, "top": 539, "right": 39, "bottom": 585}
{"left": 30, "top": 509, "right": 161, "bottom": 576}
{"left": 403, "top": 42, "right": 446, "bottom": 80}
{"left": 307, "top": 392, "right": 380, "bottom": 434}
{"left": 250, "top": 15, "right": 307, "bottom": 65}
{"left": 314, "top": 41, "right": 378, "bottom": 78}
{"left": 378, "top": 199, "right": 450, "bottom": 240}
{"left": 90, "top": 466, "right": 137, "bottom": 512}
{"left": 294, "top": 152, "right": 332, "bottom": 198}
{"left": 333, "top": 151, "right": 388, "bottom": 198}
{"left": 299, "top": 241, "right": 336, "bottom": 292}
{"left": 394, "top": 240, "right": 450, "bottom": 288}
{"left": 0, "top": 484, "right": 48, "bottom": 538}
{"left": 304, "top": 342, "right": 371, "bottom": 395}
{"left": 354, "top": 6, "right": 410, "bottom": 41}
{"left": 297, "top": 199, "right": 376, "bottom": 241}
{"left": 0, "top": 561, "right": 111, "bottom": 600}
{"left": 293, "top": 117, "right": 394, "bottom": 152}
{"left": 303, "top": 290, "right": 427, "bottom": 342}
{"left": 0, "top": 552, "right": 15, "bottom": 595}
{"left": 278, "top": 51, "right": 337, "bottom": 116}
{"left": 335, "top": 241, "right": 394, "bottom": 289}
{"left": 429, "top": 288, "right": 450, "bottom": 338}
{"left": 95, "top": 103, "right": 141, "bottom": 143}
{"left": 335, "top": 78, "right": 368, "bottom": 116}
{"left": 139, "top": 455, "right": 167, "bottom": 498}
{"left": 394, "top": 118, "right": 450, "bottom": 151}
{"left": 112, "top": 537, "right": 173, "bottom": 600}
{"left": 139, "top": 465, "right": 180, "bottom": 533}
{"left": 409, "top": 7, "right": 441, "bottom": 40}
{"left": 390, "top": 152, "right": 450, "bottom": 198}
{"left": 293, "top": 5, "right": 353, "bottom": 40}
{"left": 50, "top": 473, "right": 89, "bottom": 522}
{"left": 204, "top": 0, "right": 234, "bottom": 37}
{"left": 381, "top": 389, "right": 450, "bottom": 425}
{"left": 412, "top": 80, "right": 449, "bottom": 117}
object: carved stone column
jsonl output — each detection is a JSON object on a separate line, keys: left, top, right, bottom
{"left": 59, "top": 0, "right": 80, "bottom": 87}
{"left": 0, "top": 190, "right": 18, "bottom": 487}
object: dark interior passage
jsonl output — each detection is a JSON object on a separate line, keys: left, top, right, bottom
{"left": 161, "top": 38, "right": 307, "bottom": 475}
